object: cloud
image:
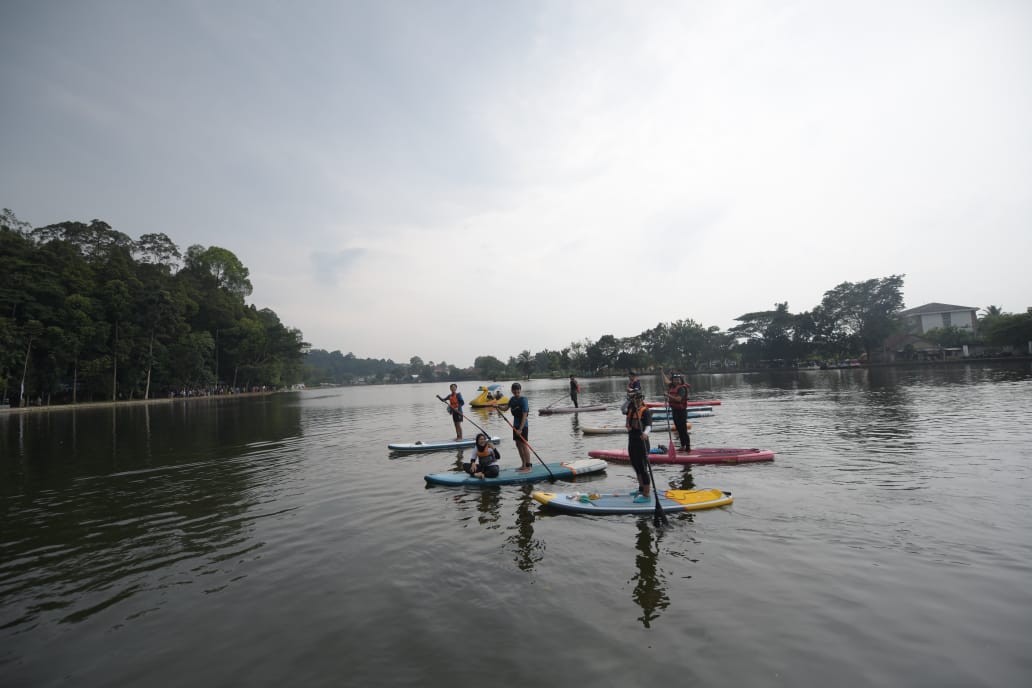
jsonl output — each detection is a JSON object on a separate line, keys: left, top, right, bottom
{"left": 311, "top": 248, "right": 368, "bottom": 286}
{"left": 2, "top": 0, "right": 1030, "bottom": 366}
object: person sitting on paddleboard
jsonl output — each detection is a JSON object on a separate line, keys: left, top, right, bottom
{"left": 463, "top": 433, "right": 501, "bottom": 479}
{"left": 436, "top": 383, "right": 465, "bottom": 441}
{"left": 626, "top": 390, "right": 653, "bottom": 503}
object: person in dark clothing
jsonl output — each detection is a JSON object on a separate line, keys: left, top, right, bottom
{"left": 569, "top": 375, "right": 580, "bottom": 408}
{"left": 621, "top": 371, "right": 642, "bottom": 413}
{"left": 664, "top": 372, "right": 692, "bottom": 451}
{"left": 625, "top": 390, "right": 653, "bottom": 503}
{"left": 506, "top": 382, "right": 532, "bottom": 472}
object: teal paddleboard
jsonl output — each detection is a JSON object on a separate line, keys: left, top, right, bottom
{"left": 424, "top": 458, "right": 606, "bottom": 486}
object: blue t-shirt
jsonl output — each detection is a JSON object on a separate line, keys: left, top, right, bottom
{"left": 507, "top": 395, "right": 529, "bottom": 426}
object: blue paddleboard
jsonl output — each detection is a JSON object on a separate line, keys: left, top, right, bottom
{"left": 425, "top": 458, "right": 607, "bottom": 486}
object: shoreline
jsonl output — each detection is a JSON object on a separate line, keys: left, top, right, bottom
{"left": 3, "top": 357, "right": 1028, "bottom": 414}
{"left": 0, "top": 390, "right": 284, "bottom": 415}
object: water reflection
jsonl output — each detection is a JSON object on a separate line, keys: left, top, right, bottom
{"left": 508, "top": 488, "right": 543, "bottom": 572}
{"left": 0, "top": 395, "right": 304, "bottom": 631}
{"left": 630, "top": 521, "right": 669, "bottom": 628}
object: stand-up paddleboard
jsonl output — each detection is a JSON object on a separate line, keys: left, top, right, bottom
{"left": 389, "top": 437, "right": 503, "bottom": 453}
{"left": 538, "top": 404, "right": 607, "bottom": 415}
{"left": 645, "top": 400, "right": 721, "bottom": 408}
{"left": 532, "top": 488, "right": 733, "bottom": 514}
{"left": 588, "top": 447, "right": 774, "bottom": 464}
{"left": 425, "top": 458, "right": 607, "bottom": 486}
{"left": 649, "top": 410, "right": 714, "bottom": 421}
{"left": 581, "top": 422, "right": 691, "bottom": 435}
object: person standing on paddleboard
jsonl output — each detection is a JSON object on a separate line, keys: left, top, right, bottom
{"left": 626, "top": 390, "right": 653, "bottom": 503}
{"left": 506, "top": 382, "right": 532, "bottom": 472}
{"left": 436, "top": 383, "right": 465, "bottom": 440}
{"left": 569, "top": 374, "right": 580, "bottom": 408}
{"left": 664, "top": 371, "right": 692, "bottom": 451}
{"left": 621, "top": 371, "right": 642, "bottom": 414}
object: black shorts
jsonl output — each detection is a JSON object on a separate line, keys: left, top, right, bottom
{"left": 464, "top": 462, "right": 500, "bottom": 478}
{"left": 512, "top": 425, "right": 528, "bottom": 442}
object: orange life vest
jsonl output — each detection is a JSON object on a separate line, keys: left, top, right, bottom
{"left": 668, "top": 383, "right": 690, "bottom": 409}
{"left": 626, "top": 403, "right": 650, "bottom": 432}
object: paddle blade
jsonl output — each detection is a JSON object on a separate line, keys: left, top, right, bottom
{"left": 653, "top": 498, "right": 668, "bottom": 527}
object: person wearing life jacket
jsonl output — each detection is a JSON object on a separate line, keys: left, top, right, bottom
{"left": 435, "top": 383, "right": 465, "bottom": 440}
{"left": 463, "top": 433, "right": 501, "bottom": 479}
{"left": 625, "top": 390, "right": 653, "bottom": 503}
{"left": 621, "top": 371, "right": 643, "bottom": 414}
{"left": 664, "top": 371, "right": 692, "bottom": 451}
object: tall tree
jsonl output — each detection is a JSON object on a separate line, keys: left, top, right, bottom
{"left": 819, "top": 275, "right": 906, "bottom": 359}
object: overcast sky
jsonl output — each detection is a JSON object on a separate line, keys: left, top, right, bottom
{"left": 2, "top": 0, "right": 1029, "bottom": 367}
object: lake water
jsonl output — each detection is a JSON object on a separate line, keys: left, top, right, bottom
{"left": 2, "top": 364, "right": 1031, "bottom": 687}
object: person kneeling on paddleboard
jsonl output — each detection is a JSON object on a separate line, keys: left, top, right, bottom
{"left": 626, "top": 390, "right": 653, "bottom": 503}
{"left": 463, "top": 433, "right": 501, "bottom": 479}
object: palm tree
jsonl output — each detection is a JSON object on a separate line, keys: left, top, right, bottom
{"left": 979, "top": 305, "right": 1004, "bottom": 319}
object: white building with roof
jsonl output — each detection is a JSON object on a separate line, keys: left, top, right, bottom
{"left": 899, "top": 303, "right": 978, "bottom": 334}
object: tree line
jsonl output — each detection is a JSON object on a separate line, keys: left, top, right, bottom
{"left": 304, "top": 274, "right": 1032, "bottom": 385}
{"left": 1, "top": 209, "right": 307, "bottom": 406}
{"left": 7, "top": 205, "right": 1025, "bottom": 400}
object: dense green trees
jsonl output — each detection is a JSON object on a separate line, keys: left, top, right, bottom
{"left": 979, "top": 309, "right": 1032, "bottom": 350}
{"left": 303, "top": 271, "right": 1026, "bottom": 385}
{"left": 7, "top": 208, "right": 1009, "bottom": 401}
{"left": 0, "top": 210, "right": 306, "bottom": 406}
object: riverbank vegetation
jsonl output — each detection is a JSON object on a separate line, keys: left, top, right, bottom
{"left": 6, "top": 209, "right": 1027, "bottom": 401}
{"left": 302, "top": 275, "right": 1031, "bottom": 386}
{"left": 1, "top": 209, "right": 307, "bottom": 407}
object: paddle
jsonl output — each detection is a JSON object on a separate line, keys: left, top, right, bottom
{"left": 660, "top": 369, "right": 676, "bottom": 461}
{"left": 493, "top": 406, "right": 556, "bottom": 481}
{"left": 645, "top": 449, "right": 669, "bottom": 527}
{"left": 434, "top": 395, "right": 492, "bottom": 439}
{"left": 544, "top": 393, "right": 569, "bottom": 409}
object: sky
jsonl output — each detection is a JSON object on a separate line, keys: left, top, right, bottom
{"left": 2, "top": 0, "right": 1030, "bottom": 367}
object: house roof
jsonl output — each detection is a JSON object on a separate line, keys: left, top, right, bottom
{"left": 899, "top": 302, "right": 978, "bottom": 316}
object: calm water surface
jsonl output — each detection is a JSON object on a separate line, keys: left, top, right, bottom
{"left": 2, "top": 364, "right": 1031, "bottom": 687}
